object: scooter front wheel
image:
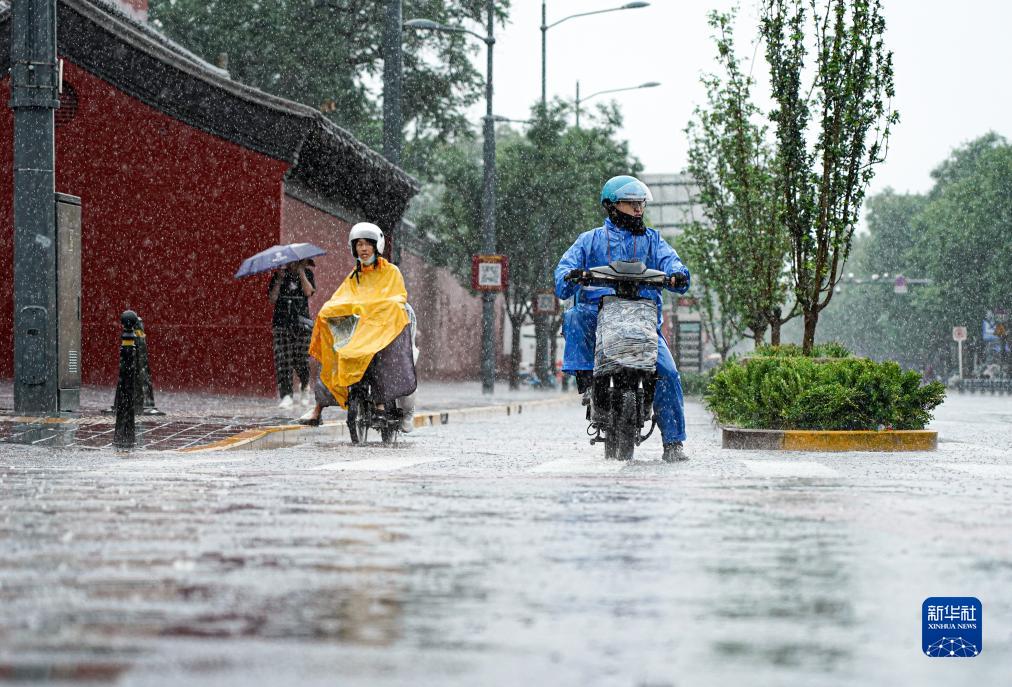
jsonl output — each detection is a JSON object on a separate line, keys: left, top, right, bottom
{"left": 347, "top": 396, "right": 370, "bottom": 444}
{"left": 614, "top": 390, "right": 637, "bottom": 461}
{"left": 603, "top": 433, "right": 618, "bottom": 460}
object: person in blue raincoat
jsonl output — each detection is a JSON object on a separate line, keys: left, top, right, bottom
{"left": 554, "top": 175, "right": 691, "bottom": 462}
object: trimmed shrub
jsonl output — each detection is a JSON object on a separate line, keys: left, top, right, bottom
{"left": 752, "top": 342, "right": 853, "bottom": 358}
{"left": 680, "top": 370, "right": 714, "bottom": 397}
{"left": 705, "top": 354, "right": 945, "bottom": 430}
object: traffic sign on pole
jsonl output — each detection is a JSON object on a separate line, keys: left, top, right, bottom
{"left": 471, "top": 254, "right": 509, "bottom": 292}
{"left": 893, "top": 275, "right": 908, "bottom": 294}
{"left": 532, "top": 291, "right": 558, "bottom": 316}
{"left": 953, "top": 326, "right": 967, "bottom": 379}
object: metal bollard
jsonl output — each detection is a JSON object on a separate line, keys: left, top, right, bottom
{"left": 113, "top": 310, "right": 139, "bottom": 448}
{"left": 134, "top": 317, "right": 164, "bottom": 415}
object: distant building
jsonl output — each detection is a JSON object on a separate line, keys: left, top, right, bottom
{"left": 641, "top": 173, "right": 708, "bottom": 371}
{"left": 641, "top": 173, "right": 705, "bottom": 244}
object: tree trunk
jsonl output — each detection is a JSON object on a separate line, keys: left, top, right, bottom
{"left": 549, "top": 321, "right": 559, "bottom": 382}
{"left": 748, "top": 325, "right": 768, "bottom": 347}
{"left": 802, "top": 309, "right": 819, "bottom": 355}
{"left": 534, "top": 314, "right": 551, "bottom": 389}
{"left": 508, "top": 320, "right": 523, "bottom": 390}
{"left": 550, "top": 314, "right": 564, "bottom": 388}
{"left": 769, "top": 319, "right": 782, "bottom": 346}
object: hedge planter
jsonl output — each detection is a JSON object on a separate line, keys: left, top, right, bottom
{"left": 705, "top": 345, "right": 946, "bottom": 451}
{"left": 722, "top": 427, "right": 938, "bottom": 452}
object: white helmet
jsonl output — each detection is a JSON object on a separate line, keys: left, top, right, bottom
{"left": 348, "top": 222, "right": 385, "bottom": 258}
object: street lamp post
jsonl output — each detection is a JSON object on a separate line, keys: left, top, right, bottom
{"left": 382, "top": 0, "right": 403, "bottom": 264}
{"left": 406, "top": 2, "right": 498, "bottom": 394}
{"left": 534, "top": 2, "right": 649, "bottom": 388}
{"left": 574, "top": 80, "right": 660, "bottom": 128}
{"left": 540, "top": 1, "right": 649, "bottom": 109}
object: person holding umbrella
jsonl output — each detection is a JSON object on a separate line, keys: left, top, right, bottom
{"left": 235, "top": 243, "right": 327, "bottom": 409}
{"left": 268, "top": 259, "right": 316, "bottom": 408}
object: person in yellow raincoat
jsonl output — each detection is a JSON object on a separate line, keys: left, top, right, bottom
{"left": 298, "top": 222, "right": 417, "bottom": 426}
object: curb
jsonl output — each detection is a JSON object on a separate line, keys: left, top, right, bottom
{"left": 180, "top": 394, "right": 579, "bottom": 453}
{"left": 722, "top": 427, "right": 938, "bottom": 452}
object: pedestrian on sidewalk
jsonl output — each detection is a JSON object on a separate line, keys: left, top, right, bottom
{"left": 268, "top": 259, "right": 316, "bottom": 409}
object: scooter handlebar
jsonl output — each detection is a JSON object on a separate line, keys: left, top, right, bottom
{"left": 568, "top": 275, "right": 666, "bottom": 290}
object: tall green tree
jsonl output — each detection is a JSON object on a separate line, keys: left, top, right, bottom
{"left": 817, "top": 190, "right": 930, "bottom": 368}
{"left": 148, "top": 0, "right": 509, "bottom": 158}
{"left": 685, "top": 10, "right": 793, "bottom": 350}
{"left": 910, "top": 134, "right": 1012, "bottom": 372}
{"left": 820, "top": 133, "right": 1012, "bottom": 375}
{"left": 420, "top": 105, "right": 637, "bottom": 387}
{"left": 678, "top": 223, "right": 742, "bottom": 362}
{"left": 761, "top": 0, "right": 898, "bottom": 353}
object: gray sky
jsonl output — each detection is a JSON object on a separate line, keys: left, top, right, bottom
{"left": 468, "top": 0, "right": 1012, "bottom": 197}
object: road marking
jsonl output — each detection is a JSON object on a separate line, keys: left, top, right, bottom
{"left": 106, "top": 456, "right": 253, "bottom": 468}
{"left": 740, "top": 460, "right": 840, "bottom": 478}
{"left": 312, "top": 455, "right": 451, "bottom": 472}
{"left": 940, "top": 463, "right": 1012, "bottom": 479}
{"left": 528, "top": 457, "right": 627, "bottom": 474}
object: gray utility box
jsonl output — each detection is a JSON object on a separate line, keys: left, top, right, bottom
{"left": 56, "top": 193, "right": 81, "bottom": 412}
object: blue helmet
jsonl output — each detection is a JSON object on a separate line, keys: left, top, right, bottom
{"left": 600, "top": 175, "right": 653, "bottom": 206}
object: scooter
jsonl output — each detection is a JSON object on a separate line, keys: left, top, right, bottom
{"left": 566, "top": 260, "right": 666, "bottom": 461}
{"left": 346, "top": 383, "right": 404, "bottom": 445}
{"left": 325, "top": 312, "right": 417, "bottom": 447}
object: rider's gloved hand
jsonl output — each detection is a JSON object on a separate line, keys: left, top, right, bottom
{"left": 566, "top": 268, "right": 590, "bottom": 283}
{"left": 668, "top": 271, "right": 689, "bottom": 289}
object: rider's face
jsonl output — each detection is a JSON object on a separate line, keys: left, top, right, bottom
{"left": 615, "top": 200, "right": 645, "bottom": 217}
{"left": 355, "top": 239, "right": 375, "bottom": 261}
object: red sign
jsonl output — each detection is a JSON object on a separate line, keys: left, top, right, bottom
{"left": 471, "top": 254, "right": 509, "bottom": 292}
{"left": 952, "top": 326, "right": 967, "bottom": 342}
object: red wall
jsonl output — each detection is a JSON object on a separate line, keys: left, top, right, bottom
{"left": 0, "top": 62, "right": 290, "bottom": 394}
{"left": 280, "top": 194, "right": 355, "bottom": 309}
{"left": 399, "top": 250, "right": 505, "bottom": 380}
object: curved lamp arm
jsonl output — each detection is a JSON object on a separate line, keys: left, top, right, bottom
{"left": 404, "top": 18, "right": 493, "bottom": 44}
{"left": 581, "top": 81, "right": 660, "bottom": 103}
{"left": 545, "top": 2, "right": 650, "bottom": 31}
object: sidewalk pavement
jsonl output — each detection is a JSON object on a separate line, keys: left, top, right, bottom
{"left": 0, "top": 381, "right": 577, "bottom": 452}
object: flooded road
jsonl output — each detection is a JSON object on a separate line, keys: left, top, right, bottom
{"left": 1, "top": 394, "right": 1009, "bottom": 685}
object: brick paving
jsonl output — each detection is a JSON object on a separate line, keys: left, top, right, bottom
{"left": 0, "top": 381, "right": 572, "bottom": 451}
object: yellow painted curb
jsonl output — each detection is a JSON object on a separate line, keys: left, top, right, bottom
{"left": 181, "top": 394, "right": 580, "bottom": 453}
{"left": 178, "top": 424, "right": 305, "bottom": 453}
{"left": 781, "top": 429, "right": 937, "bottom": 452}
{"left": 722, "top": 426, "right": 938, "bottom": 452}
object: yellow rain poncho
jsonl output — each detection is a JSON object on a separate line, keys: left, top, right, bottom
{"left": 309, "top": 257, "right": 409, "bottom": 408}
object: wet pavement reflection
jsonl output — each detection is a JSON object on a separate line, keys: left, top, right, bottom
{"left": 0, "top": 395, "right": 1010, "bottom": 685}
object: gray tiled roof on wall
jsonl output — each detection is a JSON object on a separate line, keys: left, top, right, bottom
{"left": 0, "top": 0, "right": 419, "bottom": 230}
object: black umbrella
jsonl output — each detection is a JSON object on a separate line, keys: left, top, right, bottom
{"left": 234, "top": 243, "right": 326, "bottom": 279}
